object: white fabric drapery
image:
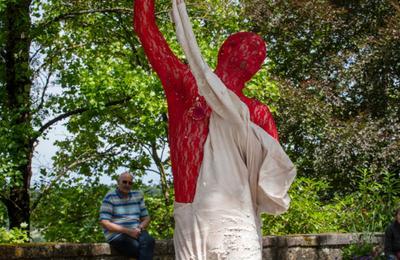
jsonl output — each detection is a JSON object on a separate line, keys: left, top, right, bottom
{"left": 172, "top": 1, "right": 296, "bottom": 259}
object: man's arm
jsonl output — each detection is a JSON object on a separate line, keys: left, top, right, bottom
{"left": 100, "top": 219, "right": 141, "bottom": 238}
{"left": 134, "top": 0, "right": 187, "bottom": 96}
{"left": 138, "top": 216, "right": 151, "bottom": 230}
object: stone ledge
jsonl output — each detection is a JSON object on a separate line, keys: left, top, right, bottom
{"left": 262, "top": 232, "right": 384, "bottom": 248}
{"left": 0, "top": 241, "right": 173, "bottom": 260}
{"left": 0, "top": 233, "right": 384, "bottom": 260}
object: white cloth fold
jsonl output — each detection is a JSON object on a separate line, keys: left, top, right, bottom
{"left": 172, "top": 1, "right": 296, "bottom": 259}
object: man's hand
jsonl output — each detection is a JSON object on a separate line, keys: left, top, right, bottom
{"left": 127, "top": 227, "right": 142, "bottom": 239}
{"left": 100, "top": 219, "right": 142, "bottom": 239}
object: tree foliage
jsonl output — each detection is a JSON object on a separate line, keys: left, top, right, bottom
{"left": 30, "top": 182, "right": 174, "bottom": 242}
{"left": 1, "top": 0, "right": 280, "bottom": 232}
{"left": 244, "top": 0, "right": 400, "bottom": 192}
{"left": 28, "top": 171, "right": 400, "bottom": 241}
{"left": 262, "top": 171, "right": 400, "bottom": 235}
{"left": 31, "top": 183, "right": 108, "bottom": 242}
{"left": 1, "top": 0, "right": 399, "bottom": 240}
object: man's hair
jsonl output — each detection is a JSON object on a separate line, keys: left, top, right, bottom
{"left": 118, "top": 171, "right": 134, "bottom": 181}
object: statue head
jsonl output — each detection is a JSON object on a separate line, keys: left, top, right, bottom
{"left": 215, "top": 32, "right": 266, "bottom": 92}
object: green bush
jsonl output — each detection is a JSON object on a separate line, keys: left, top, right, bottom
{"left": 31, "top": 183, "right": 108, "bottom": 242}
{"left": 262, "top": 170, "right": 400, "bottom": 235}
{"left": 338, "top": 170, "right": 400, "bottom": 233}
{"left": 30, "top": 169, "right": 399, "bottom": 241}
{"left": 262, "top": 177, "right": 345, "bottom": 235}
{"left": 31, "top": 182, "right": 174, "bottom": 242}
{"left": 341, "top": 242, "right": 374, "bottom": 260}
{"left": 0, "top": 224, "right": 29, "bottom": 244}
{"left": 144, "top": 191, "right": 174, "bottom": 239}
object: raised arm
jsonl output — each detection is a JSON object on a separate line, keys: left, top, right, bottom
{"left": 172, "top": 0, "right": 247, "bottom": 123}
{"left": 134, "top": 0, "right": 187, "bottom": 95}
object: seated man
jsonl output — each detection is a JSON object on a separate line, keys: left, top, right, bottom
{"left": 99, "top": 171, "right": 155, "bottom": 260}
{"left": 385, "top": 207, "right": 400, "bottom": 260}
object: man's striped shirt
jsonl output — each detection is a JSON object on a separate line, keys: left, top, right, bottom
{"left": 99, "top": 189, "right": 149, "bottom": 242}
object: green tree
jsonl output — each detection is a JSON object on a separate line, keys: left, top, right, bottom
{"left": 31, "top": 183, "right": 108, "bottom": 242}
{"left": 262, "top": 171, "right": 400, "bottom": 235}
{"left": 31, "top": 182, "right": 175, "bottom": 241}
{"left": 1, "top": 0, "right": 35, "bottom": 231}
{"left": 244, "top": 0, "right": 400, "bottom": 192}
{"left": 1, "top": 0, "right": 175, "bottom": 233}
{"left": 1, "top": 0, "right": 280, "bottom": 235}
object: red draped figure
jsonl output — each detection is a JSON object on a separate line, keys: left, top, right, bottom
{"left": 134, "top": 0, "right": 278, "bottom": 204}
{"left": 134, "top": 1, "right": 297, "bottom": 258}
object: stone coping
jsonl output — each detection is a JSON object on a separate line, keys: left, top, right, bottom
{"left": 0, "top": 233, "right": 384, "bottom": 259}
{"left": 0, "top": 240, "right": 174, "bottom": 259}
{"left": 262, "top": 232, "right": 384, "bottom": 247}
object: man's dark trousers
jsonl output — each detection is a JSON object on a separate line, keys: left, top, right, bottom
{"left": 109, "top": 230, "right": 155, "bottom": 260}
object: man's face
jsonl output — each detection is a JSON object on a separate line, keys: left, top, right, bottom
{"left": 396, "top": 211, "right": 400, "bottom": 224}
{"left": 118, "top": 174, "right": 133, "bottom": 195}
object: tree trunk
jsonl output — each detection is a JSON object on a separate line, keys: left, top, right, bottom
{"left": 151, "top": 141, "right": 171, "bottom": 207}
{"left": 5, "top": 186, "right": 31, "bottom": 230}
{"left": 3, "top": 0, "right": 33, "bottom": 230}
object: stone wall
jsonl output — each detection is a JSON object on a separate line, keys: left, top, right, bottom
{"left": 262, "top": 233, "right": 384, "bottom": 259}
{"left": 0, "top": 233, "right": 384, "bottom": 260}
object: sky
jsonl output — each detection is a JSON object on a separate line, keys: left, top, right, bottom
{"left": 31, "top": 121, "right": 160, "bottom": 187}
{"left": 31, "top": 121, "right": 112, "bottom": 186}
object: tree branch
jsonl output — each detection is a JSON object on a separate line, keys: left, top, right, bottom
{"left": 36, "top": 70, "right": 53, "bottom": 112}
{"left": 162, "top": 156, "right": 171, "bottom": 165}
{"left": 29, "top": 44, "right": 44, "bottom": 64}
{"left": 31, "top": 43, "right": 86, "bottom": 76}
{"left": 30, "top": 151, "right": 94, "bottom": 213}
{"left": 143, "top": 168, "right": 161, "bottom": 174}
{"left": 142, "top": 143, "right": 153, "bottom": 156}
{"left": 150, "top": 140, "right": 171, "bottom": 206}
{"left": 34, "top": 8, "right": 133, "bottom": 31}
{"left": 33, "top": 96, "right": 132, "bottom": 142}
{"left": 160, "top": 139, "right": 168, "bottom": 161}
{"left": 33, "top": 6, "right": 175, "bottom": 32}
{"left": 58, "top": 7, "right": 133, "bottom": 18}
{"left": 31, "top": 143, "right": 119, "bottom": 213}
